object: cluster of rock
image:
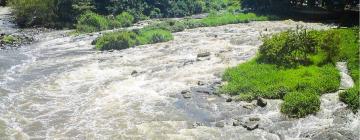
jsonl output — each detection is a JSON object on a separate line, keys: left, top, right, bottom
{"left": 0, "top": 33, "right": 33, "bottom": 49}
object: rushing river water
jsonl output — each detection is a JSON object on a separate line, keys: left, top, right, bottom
{"left": 0, "top": 7, "right": 359, "bottom": 140}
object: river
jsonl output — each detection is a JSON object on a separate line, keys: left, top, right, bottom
{"left": 0, "top": 7, "right": 358, "bottom": 140}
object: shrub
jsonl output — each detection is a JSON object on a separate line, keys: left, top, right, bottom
{"left": 339, "top": 87, "right": 359, "bottom": 113}
{"left": 95, "top": 31, "right": 137, "bottom": 51}
{"left": 281, "top": 92, "right": 321, "bottom": 118}
{"left": 320, "top": 31, "right": 341, "bottom": 64}
{"left": 137, "top": 29, "right": 173, "bottom": 44}
{"left": 95, "top": 29, "right": 173, "bottom": 51}
{"left": 76, "top": 12, "right": 109, "bottom": 32}
{"left": 1, "top": 35, "right": 18, "bottom": 44}
{"left": 115, "top": 12, "right": 134, "bottom": 27}
{"left": 259, "top": 30, "right": 317, "bottom": 67}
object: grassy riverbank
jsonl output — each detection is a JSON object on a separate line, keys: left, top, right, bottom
{"left": 221, "top": 28, "right": 359, "bottom": 117}
{"left": 94, "top": 12, "right": 270, "bottom": 50}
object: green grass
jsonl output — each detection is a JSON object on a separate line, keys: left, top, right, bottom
{"left": 221, "top": 28, "right": 359, "bottom": 117}
{"left": 281, "top": 92, "right": 321, "bottom": 118}
{"left": 1, "top": 35, "right": 19, "bottom": 44}
{"left": 76, "top": 12, "right": 134, "bottom": 33}
{"left": 334, "top": 28, "right": 359, "bottom": 112}
{"left": 221, "top": 60, "right": 340, "bottom": 100}
{"left": 95, "top": 29, "right": 173, "bottom": 51}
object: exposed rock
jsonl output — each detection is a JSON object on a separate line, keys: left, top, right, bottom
{"left": 233, "top": 120, "right": 241, "bottom": 126}
{"left": 249, "top": 117, "right": 260, "bottom": 122}
{"left": 197, "top": 52, "right": 211, "bottom": 58}
{"left": 243, "top": 103, "right": 256, "bottom": 110}
{"left": 215, "top": 122, "right": 225, "bottom": 128}
{"left": 226, "top": 98, "right": 233, "bottom": 102}
{"left": 181, "top": 90, "right": 190, "bottom": 94}
{"left": 256, "top": 97, "right": 267, "bottom": 107}
{"left": 192, "top": 122, "right": 203, "bottom": 128}
{"left": 183, "top": 93, "right": 191, "bottom": 99}
{"left": 242, "top": 121, "right": 259, "bottom": 131}
{"left": 197, "top": 81, "right": 205, "bottom": 86}
{"left": 131, "top": 70, "right": 138, "bottom": 76}
{"left": 191, "top": 87, "right": 213, "bottom": 94}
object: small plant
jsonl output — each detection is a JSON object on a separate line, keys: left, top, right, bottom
{"left": 1, "top": 35, "right": 18, "bottom": 44}
{"left": 95, "top": 31, "right": 137, "bottom": 51}
{"left": 115, "top": 12, "right": 134, "bottom": 27}
{"left": 339, "top": 87, "right": 359, "bottom": 113}
{"left": 281, "top": 92, "right": 320, "bottom": 118}
{"left": 76, "top": 12, "right": 109, "bottom": 32}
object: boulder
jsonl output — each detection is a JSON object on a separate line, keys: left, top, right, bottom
{"left": 257, "top": 97, "right": 267, "bottom": 107}
{"left": 197, "top": 52, "right": 211, "bottom": 58}
{"left": 215, "top": 122, "right": 225, "bottom": 128}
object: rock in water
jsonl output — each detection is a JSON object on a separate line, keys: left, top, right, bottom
{"left": 215, "top": 122, "right": 225, "bottom": 128}
{"left": 257, "top": 97, "right": 267, "bottom": 107}
{"left": 197, "top": 52, "right": 211, "bottom": 58}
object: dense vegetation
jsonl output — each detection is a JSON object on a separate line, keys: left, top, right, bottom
{"left": 94, "top": 29, "right": 173, "bottom": 51}
{"left": 94, "top": 12, "right": 269, "bottom": 50}
{"left": 8, "top": 0, "right": 240, "bottom": 28}
{"left": 221, "top": 28, "right": 359, "bottom": 117}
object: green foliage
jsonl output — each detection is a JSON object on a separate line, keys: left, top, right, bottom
{"left": 95, "top": 29, "right": 173, "bottom": 51}
{"left": 76, "top": 11, "right": 109, "bottom": 32}
{"left": 281, "top": 92, "right": 321, "bottom": 118}
{"left": 1, "top": 35, "right": 18, "bottom": 44}
{"left": 200, "top": 13, "right": 268, "bottom": 26}
{"left": 339, "top": 87, "right": 359, "bottom": 113}
{"left": 221, "top": 61, "right": 339, "bottom": 100}
{"left": 222, "top": 28, "right": 359, "bottom": 117}
{"left": 259, "top": 30, "right": 318, "bottom": 67}
{"left": 76, "top": 11, "right": 135, "bottom": 33}
{"left": 137, "top": 29, "right": 173, "bottom": 44}
{"left": 9, "top": 0, "right": 57, "bottom": 27}
{"left": 115, "top": 12, "right": 135, "bottom": 27}
{"left": 95, "top": 31, "right": 137, "bottom": 51}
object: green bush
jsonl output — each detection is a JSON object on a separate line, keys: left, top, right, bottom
{"left": 340, "top": 87, "right": 359, "bottom": 113}
{"left": 137, "top": 29, "right": 173, "bottom": 44}
{"left": 76, "top": 12, "right": 109, "bottom": 32}
{"left": 95, "top": 29, "right": 173, "bottom": 51}
{"left": 281, "top": 92, "right": 321, "bottom": 118}
{"left": 115, "top": 12, "right": 135, "bottom": 27}
{"left": 259, "top": 30, "right": 318, "bottom": 67}
{"left": 95, "top": 31, "right": 137, "bottom": 51}
{"left": 1, "top": 35, "right": 18, "bottom": 44}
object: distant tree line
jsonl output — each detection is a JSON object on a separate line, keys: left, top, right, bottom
{"left": 8, "top": 0, "right": 240, "bottom": 28}
{"left": 242, "top": 0, "right": 359, "bottom": 11}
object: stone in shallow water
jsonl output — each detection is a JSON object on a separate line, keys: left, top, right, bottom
{"left": 197, "top": 52, "right": 211, "bottom": 58}
{"left": 257, "top": 97, "right": 267, "bottom": 107}
{"left": 215, "top": 122, "right": 225, "bottom": 128}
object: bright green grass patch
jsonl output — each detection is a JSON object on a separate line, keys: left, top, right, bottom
{"left": 334, "top": 28, "right": 359, "bottom": 112}
{"left": 221, "top": 60, "right": 340, "bottom": 100}
{"left": 281, "top": 92, "right": 321, "bottom": 118}
{"left": 1, "top": 35, "right": 19, "bottom": 44}
{"left": 95, "top": 29, "right": 173, "bottom": 51}
{"left": 340, "top": 87, "right": 359, "bottom": 113}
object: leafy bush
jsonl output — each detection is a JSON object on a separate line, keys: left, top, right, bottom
{"left": 95, "top": 31, "right": 137, "bottom": 51}
{"left": 76, "top": 12, "right": 109, "bottom": 32}
{"left": 95, "top": 29, "right": 173, "bottom": 51}
{"left": 115, "top": 12, "right": 134, "bottom": 27}
{"left": 339, "top": 87, "right": 359, "bottom": 113}
{"left": 1, "top": 35, "right": 18, "bottom": 44}
{"left": 137, "top": 29, "right": 173, "bottom": 44}
{"left": 221, "top": 60, "right": 340, "bottom": 100}
{"left": 281, "top": 92, "right": 321, "bottom": 118}
{"left": 259, "top": 30, "right": 318, "bottom": 67}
